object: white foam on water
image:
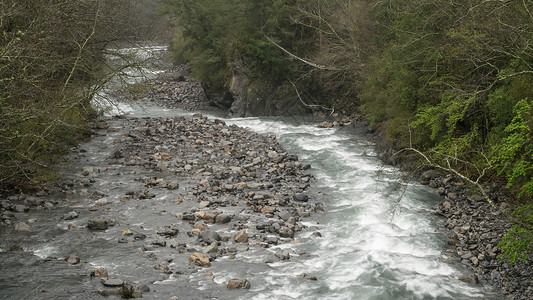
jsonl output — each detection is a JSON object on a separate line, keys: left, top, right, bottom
{"left": 225, "top": 116, "right": 498, "bottom": 299}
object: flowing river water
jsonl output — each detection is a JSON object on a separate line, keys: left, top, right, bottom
{"left": 0, "top": 47, "right": 502, "bottom": 299}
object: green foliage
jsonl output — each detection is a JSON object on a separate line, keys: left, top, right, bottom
{"left": 245, "top": 38, "right": 289, "bottom": 81}
{"left": 498, "top": 204, "right": 533, "bottom": 265}
{"left": 492, "top": 99, "right": 533, "bottom": 198}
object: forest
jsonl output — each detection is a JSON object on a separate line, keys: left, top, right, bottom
{"left": 0, "top": 0, "right": 166, "bottom": 190}
{"left": 161, "top": 0, "right": 533, "bottom": 264}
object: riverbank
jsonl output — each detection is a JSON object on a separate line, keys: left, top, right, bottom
{"left": 421, "top": 171, "right": 533, "bottom": 300}
{"left": 377, "top": 147, "right": 533, "bottom": 299}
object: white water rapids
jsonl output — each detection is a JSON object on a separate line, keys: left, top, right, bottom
{"left": 211, "top": 117, "right": 500, "bottom": 300}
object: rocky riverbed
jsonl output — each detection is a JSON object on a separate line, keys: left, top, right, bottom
{"left": 0, "top": 65, "right": 529, "bottom": 299}
{"left": 0, "top": 111, "right": 321, "bottom": 299}
{"left": 420, "top": 171, "right": 533, "bottom": 300}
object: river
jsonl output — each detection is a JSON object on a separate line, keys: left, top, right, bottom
{"left": 0, "top": 47, "right": 501, "bottom": 299}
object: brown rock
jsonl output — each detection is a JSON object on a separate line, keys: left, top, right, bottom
{"left": 227, "top": 278, "right": 251, "bottom": 289}
{"left": 261, "top": 206, "right": 274, "bottom": 214}
{"left": 234, "top": 230, "right": 249, "bottom": 243}
{"left": 188, "top": 253, "right": 211, "bottom": 267}
{"left": 65, "top": 255, "right": 80, "bottom": 265}
{"left": 317, "top": 121, "right": 334, "bottom": 128}
{"left": 193, "top": 222, "right": 209, "bottom": 231}
{"left": 91, "top": 268, "right": 108, "bottom": 278}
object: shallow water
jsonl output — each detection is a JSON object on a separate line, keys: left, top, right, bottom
{"left": 0, "top": 47, "right": 502, "bottom": 299}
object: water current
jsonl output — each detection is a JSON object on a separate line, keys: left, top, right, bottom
{"left": 0, "top": 47, "right": 502, "bottom": 299}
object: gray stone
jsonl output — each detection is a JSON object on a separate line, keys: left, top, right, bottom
{"left": 278, "top": 226, "right": 294, "bottom": 238}
{"left": 14, "top": 222, "right": 30, "bottom": 231}
{"left": 199, "top": 231, "right": 221, "bottom": 244}
{"left": 275, "top": 250, "right": 290, "bottom": 260}
{"left": 278, "top": 211, "right": 291, "bottom": 221}
{"left": 203, "top": 242, "right": 219, "bottom": 254}
{"left": 102, "top": 278, "right": 124, "bottom": 287}
{"left": 458, "top": 274, "right": 479, "bottom": 285}
{"left": 293, "top": 193, "right": 309, "bottom": 202}
{"left": 13, "top": 205, "right": 29, "bottom": 212}
{"left": 215, "top": 213, "right": 232, "bottom": 224}
{"left": 63, "top": 211, "right": 79, "bottom": 220}
{"left": 267, "top": 151, "right": 279, "bottom": 160}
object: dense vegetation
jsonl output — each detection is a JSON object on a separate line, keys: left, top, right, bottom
{"left": 163, "top": 0, "right": 533, "bottom": 263}
{"left": 0, "top": 0, "right": 167, "bottom": 192}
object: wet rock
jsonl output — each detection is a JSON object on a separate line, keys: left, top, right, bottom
{"left": 267, "top": 151, "right": 279, "bottom": 160}
{"left": 102, "top": 278, "right": 124, "bottom": 287}
{"left": 14, "top": 222, "right": 30, "bottom": 231}
{"left": 317, "top": 121, "right": 334, "bottom": 128}
{"left": 157, "top": 228, "right": 179, "bottom": 237}
{"left": 278, "top": 226, "right": 294, "bottom": 238}
{"left": 122, "top": 282, "right": 143, "bottom": 298}
{"left": 215, "top": 213, "right": 232, "bottom": 224}
{"left": 138, "top": 284, "right": 150, "bottom": 293}
{"left": 81, "top": 166, "right": 93, "bottom": 176}
{"left": 91, "top": 268, "right": 108, "bottom": 278}
{"left": 188, "top": 253, "right": 211, "bottom": 267}
{"left": 87, "top": 219, "right": 109, "bottom": 230}
{"left": 0, "top": 200, "right": 12, "bottom": 210}
{"left": 293, "top": 193, "right": 309, "bottom": 202}
{"left": 278, "top": 211, "right": 291, "bottom": 221}
{"left": 13, "top": 205, "right": 29, "bottom": 213}
{"left": 151, "top": 240, "right": 167, "bottom": 247}
{"left": 298, "top": 273, "right": 318, "bottom": 281}
{"left": 10, "top": 245, "right": 23, "bottom": 252}
{"left": 227, "top": 278, "right": 251, "bottom": 289}
{"left": 166, "top": 181, "right": 179, "bottom": 190}
{"left": 275, "top": 250, "right": 290, "bottom": 260}
{"left": 65, "top": 255, "right": 80, "bottom": 265}
{"left": 458, "top": 274, "right": 479, "bottom": 285}
{"left": 193, "top": 222, "right": 209, "bottom": 231}
{"left": 63, "top": 211, "right": 79, "bottom": 220}
{"left": 100, "top": 288, "right": 123, "bottom": 296}
{"left": 203, "top": 242, "right": 219, "bottom": 254}
{"left": 233, "top": 230, "right": 248, "bottom": 243}
{"left": 199, "top": 231, "right": 221, "bottom": 244}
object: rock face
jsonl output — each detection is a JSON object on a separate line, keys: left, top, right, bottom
{"left": 222, "top": 63, "right": 307, "bottom": 117}
{"left": 227, "top": 278, "right": 251, "bottom": 289}
{"left": 188, "top": 253, "right": 211, "bottom": 268}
